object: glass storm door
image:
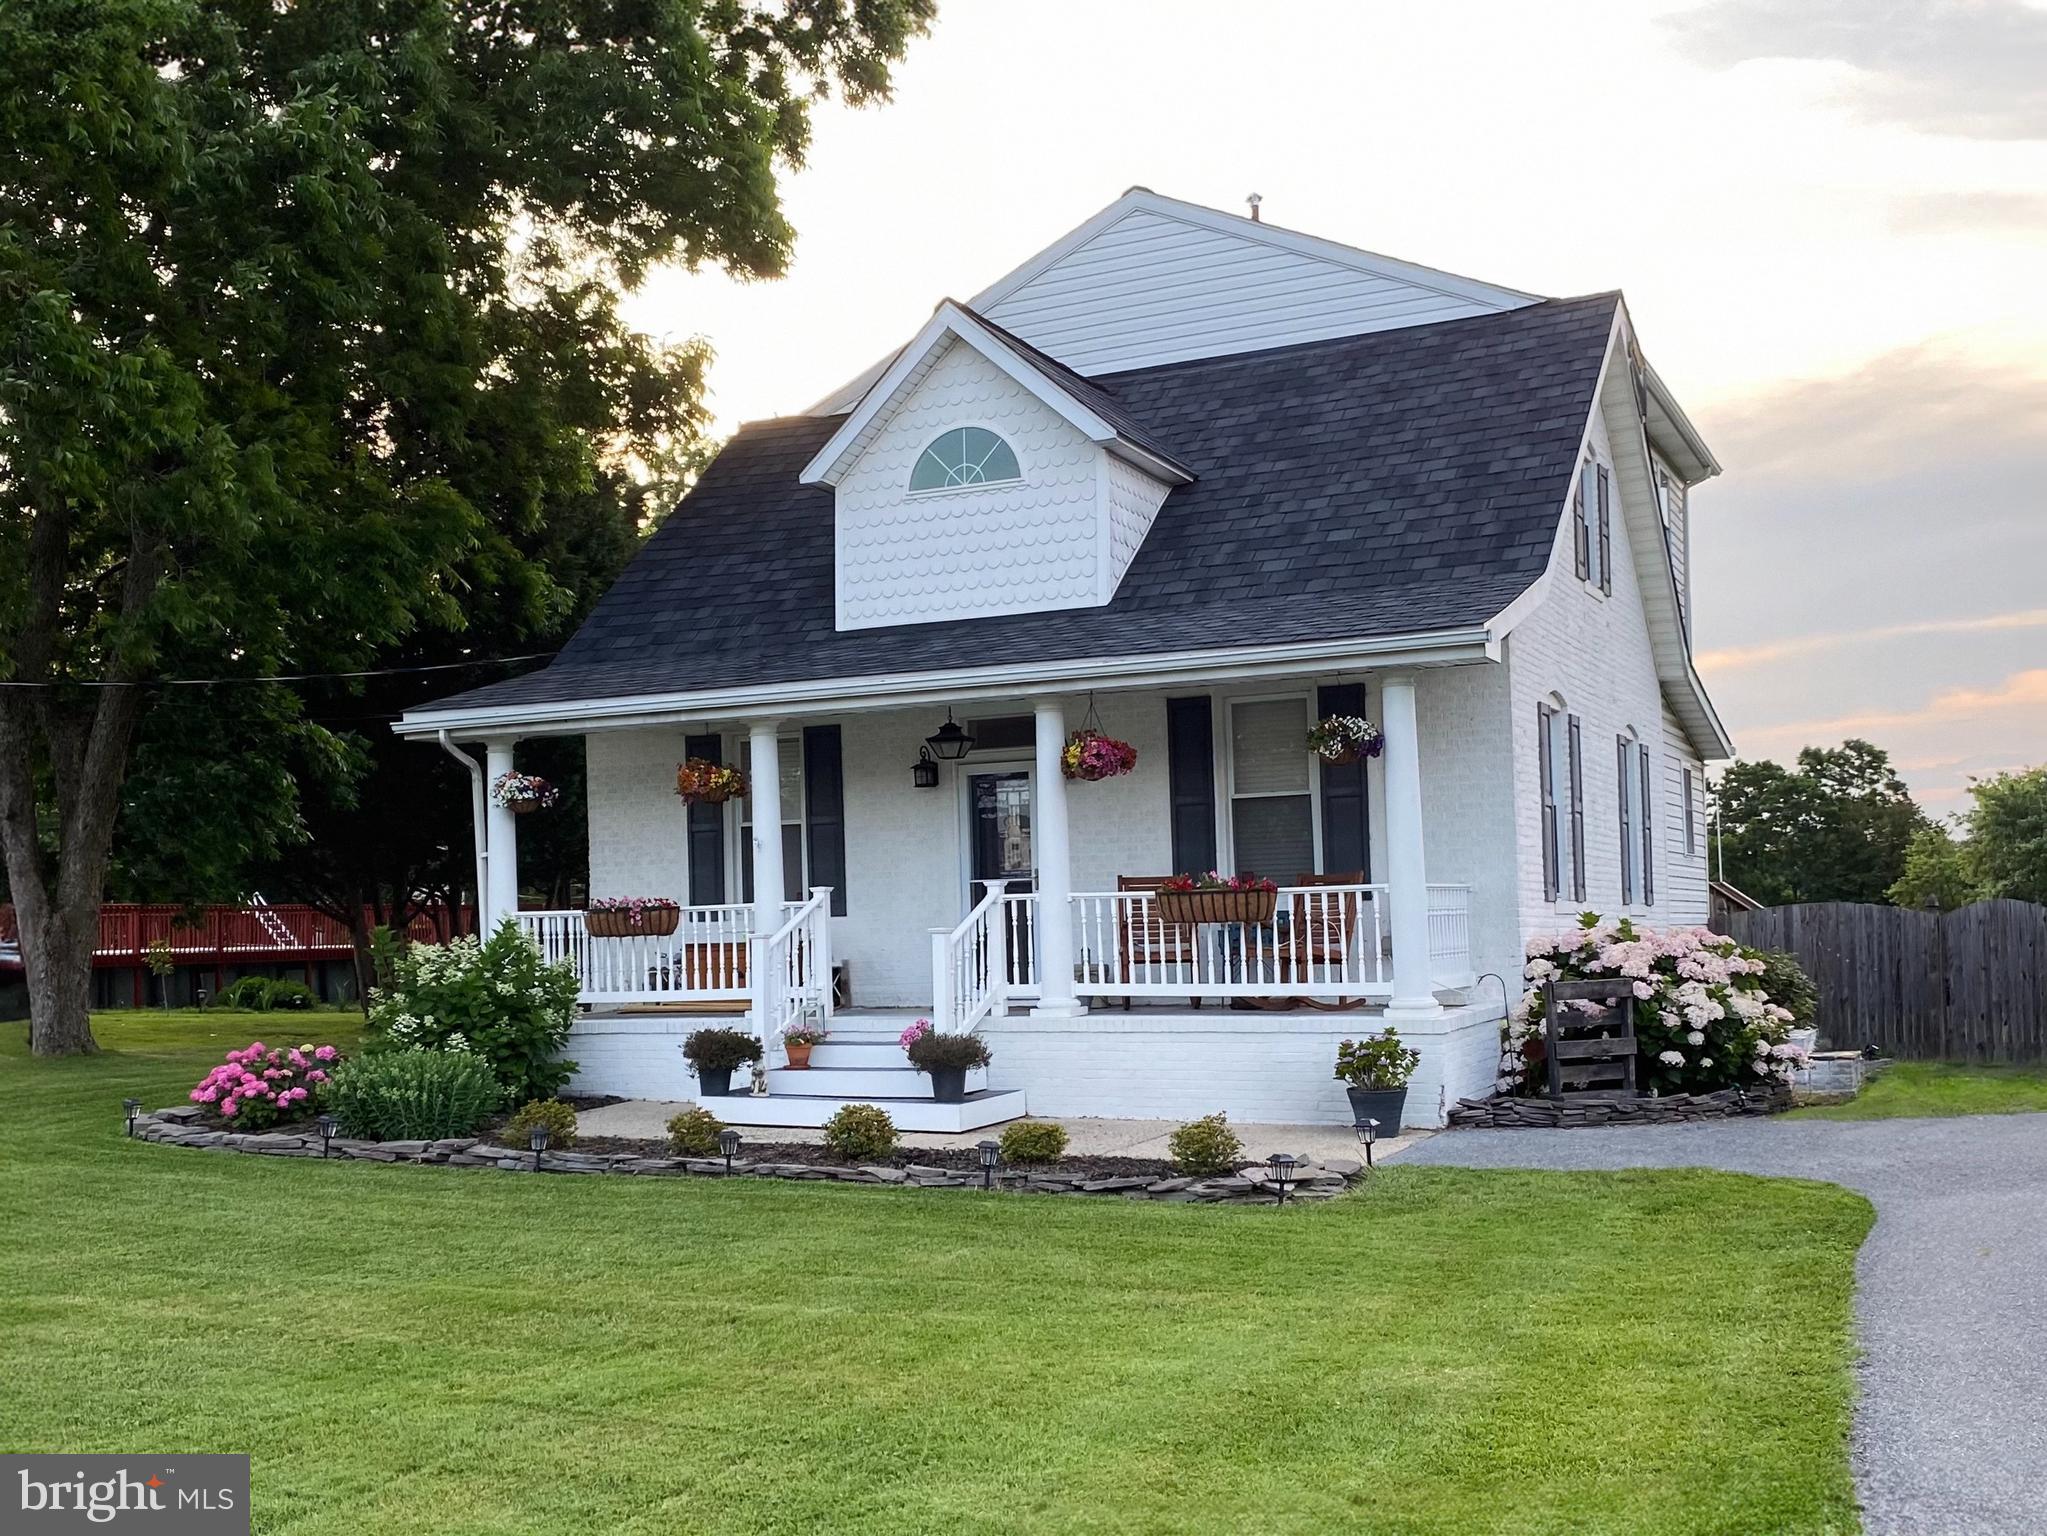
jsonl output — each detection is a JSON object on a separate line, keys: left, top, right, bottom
{"left": 968, "top": 770, "right": 1035, "bottom": 987}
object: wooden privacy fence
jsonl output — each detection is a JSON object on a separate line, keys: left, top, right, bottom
{"left": 1727, "top": 900, "right": 2047, "bottom": 1063}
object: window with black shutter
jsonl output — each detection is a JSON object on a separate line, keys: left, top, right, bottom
{"left": 684, "top": 731, "right": 725, "bottom": 905}
{"left": 1595, "top": 463, "right": 1613, "bottom": 596}
{"left": 1567, "top": 714, "right": 1586, "bottom": 903}
{"left": 804, "top": 725, "right": 847, "bottom": 915}
{"left": 1316, "top": 683, "right": 1370, "bottom": 877}
{"left": 1166, "top": 696, "right": 1217, "bottom": 874}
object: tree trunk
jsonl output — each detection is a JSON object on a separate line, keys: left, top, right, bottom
{"left": 346, "top": 903, "right": 376, "bottom": 1015}
{"left": 11, "top": 888, "right": 101, "bottom": 1054}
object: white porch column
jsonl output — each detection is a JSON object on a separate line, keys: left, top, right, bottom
{"left": 1031, "top": 697, "right": 1085, "bottom": 1017}
{"left": 483, "top": 737, "right": 520, "bottom": 932}
{"left": 747, "top": 721, "right": 786, "bottom": 929}
{"left": 1380, "top": 675, "right": 1441, "bottom": 1020}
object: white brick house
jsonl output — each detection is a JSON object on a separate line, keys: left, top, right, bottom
{"left": 399, "top": 189, "right": 1732, "bottom": 1131}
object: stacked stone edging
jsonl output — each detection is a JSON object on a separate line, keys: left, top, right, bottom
{"left": 1446, "top": 1084, "right": 1793, "bottom": 1129}
{"left": 131, "top": 1107, "right": 1363, "bottom": 1204}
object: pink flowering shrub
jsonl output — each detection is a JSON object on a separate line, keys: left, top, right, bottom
{"left": 1504, "top": 915, "right": 1805, "bottom": 1097}
{"left": 188, "top": 1040, "right": 342, "bottom": 1131}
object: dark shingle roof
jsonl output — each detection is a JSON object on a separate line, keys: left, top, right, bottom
{"left": 420, "top": 294, "right": 1619, "bottom": 716}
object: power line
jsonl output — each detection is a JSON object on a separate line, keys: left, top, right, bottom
{"left": 0, "top": 653, "right": 554, "bottom": 690}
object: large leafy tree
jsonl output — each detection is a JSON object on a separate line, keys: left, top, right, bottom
{"left": 0, "top": 0, "right": 932, "bottom": 1054}
{"left": 1962, "top": 767, "right": 2047, "bottom": 907}
{"left": 1709, "top": 740, "right": 1927, "bottom": 908}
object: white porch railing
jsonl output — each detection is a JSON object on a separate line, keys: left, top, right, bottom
{"left": 753, "top": 888, "right": 833, "bottom": 1061}
{"left": 932, "top": 880, "right": 1010, "bottom": 1034}
{"left": 518, "top": 900, "right": 812, "bottom": 1006}
{"left": 986, "top": 882, "right": 1473, "bottom": 1007}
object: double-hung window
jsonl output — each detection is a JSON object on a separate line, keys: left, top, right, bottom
{"left": 1619, "top": 735, "right": 1655, "bottom": 906}
{"left": 1573, "top": 460, "right": 1612, "bottom": 594}
{"left": 739, "top": 737, "right": 807, "bottom": 903}
{"left": 1226, "top": 697, "right": 1317, "bottom": 879}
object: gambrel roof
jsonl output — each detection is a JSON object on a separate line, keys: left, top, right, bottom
{"left": 414, "top": 293, "right": 1626, "bottom": 719}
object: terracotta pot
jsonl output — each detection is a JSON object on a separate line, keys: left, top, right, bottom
{"left": 784, "top": 1042, "right": 814, "bottom": 1070}
{"left": 586, "top": 906, "right": 680, "bottom": 938}
{"left": 1155, "top": 888, "right": 1278, "bottom": 927}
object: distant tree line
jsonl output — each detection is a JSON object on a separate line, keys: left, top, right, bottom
{"left": 1708, "top": 740, "right": 2047, "bottom": 912}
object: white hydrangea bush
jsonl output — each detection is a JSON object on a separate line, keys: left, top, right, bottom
{"left": 1504, "top": 915, "right": 1808, "bottom": 1097}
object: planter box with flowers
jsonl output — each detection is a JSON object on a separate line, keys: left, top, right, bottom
{"left": 1307, "top": 715, "right": 1383, "bottom": 766}
{"left": 1154, "top": 871, "right": 1279, "bottom": 926}
{"left": 585, "top": 897, "right": 681, "bottom": 938}
{"left": 491, "top": 770, "right": 560, "bottom": 814}
{"left": 675, "top": 758, "right": 747, "bottom": 806}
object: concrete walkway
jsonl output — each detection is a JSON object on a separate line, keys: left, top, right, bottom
{"left": 1394, "top": 1112, "right": 2047, "bottom": 1536}
{"left": 577, "top": 1100, "right": 1424, "bottom": 1163}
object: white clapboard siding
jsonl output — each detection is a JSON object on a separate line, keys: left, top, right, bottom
{"left": 810, "top": 190, "right": 1533, "bottom": 414}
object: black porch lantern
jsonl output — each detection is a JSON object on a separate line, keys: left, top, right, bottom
{"left": 1265, "top": 1152, "right": 1299, "bottom": 1206}
{"left": 911, "top": 745, "right": 941, "bottom": 789}
{"left": 718, "top": 1126, "right": 742, "bottom": 1174}
{"left": 529, "top": 1122, "right": 550, "bottom": 1172}
{"left": 924, "top": 709, "right": 975, "bottom": 762}
{"left": 123, "top": 1097, "right": 141, "bottom": 1137}
{"left": 976, "top": 1138, "right": 1001, "bottom": 1190}
{"left": 317, "top": 1112, "right": 338, "bottom": 1158}
{"left": 1355, "top": 1117, "right": 1379, "bottom": 1171}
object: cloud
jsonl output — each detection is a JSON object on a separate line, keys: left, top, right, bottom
{"left": 1888, "top": 190, "right": 2047, "bottom": 234}
{"left": 1697, "top": 609, "right": 2047, "bottom": 671}
{"left": 1741, "top": 668, "right": 2047, "bottom": 747}
{"left": 1662, "top": 0, "right": 2047, "bottom": 139}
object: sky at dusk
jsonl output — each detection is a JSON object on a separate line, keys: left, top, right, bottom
{"left": 622, "top": 0, "right": 2047, "bottom": 814}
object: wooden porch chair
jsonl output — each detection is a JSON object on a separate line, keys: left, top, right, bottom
{"left": 1274, "top": 870, "right": 1367, "bottom": 1011}
{"left": 1114, "top": 875, "right": 1202, "bottom": 1010}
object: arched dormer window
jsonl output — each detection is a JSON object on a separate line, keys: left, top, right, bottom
{"left": 909, "top": 427, "right": 1020, "bottom": 492}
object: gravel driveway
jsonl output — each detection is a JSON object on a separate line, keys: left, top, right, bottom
{"left": 1397, "top": 1113, "right": 2047, "bottom": 1536}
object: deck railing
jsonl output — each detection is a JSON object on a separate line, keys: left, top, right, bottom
{"left": 755, "top": 889, "right": 834, "bottom": 1061}
{"left": 517, "top": 903, "right": 755, "bottom": 1005}
{"left": 981, "top": 882, "right": 1474, "bottom": 1007}
{"left": 932, "top": 880, "right": 1010, "bottom": 1034}
{"left": 0, "top": 902, "right": 467, "bottom": 963}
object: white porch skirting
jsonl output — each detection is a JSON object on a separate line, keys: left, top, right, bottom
{"left": 560, "top": 999, "right": 1504, "bottom": 1130}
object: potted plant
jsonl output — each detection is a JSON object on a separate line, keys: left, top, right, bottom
{"left": 1334, "top": 1029, "right": 1420, "bottom": 1131}
{"left": 1307, "top": 715, "right": 1383, "bottom": 766}
{"left": 585, "top": 896, "right": 681, "bottom": 938}
{"left": 675, "top": 758, "right": 747, "bottom": 806}
{"left": 491, "top": 770, "right": 560, "bottom": 813}
{"left": 682, "top": 1027, "right": 761, "bottom": 1097}
{"left": 780, "top": 1017, "right": 828, "bottom": 1069}
{"left": 900, "top": 1018, "right": 991, "bottom": 1103}
{"left": 1155, "top": 871, "right": 1279, "bottom": 926}
{"left": 1061, "top": 728, "right": 1138, "bottom": 782}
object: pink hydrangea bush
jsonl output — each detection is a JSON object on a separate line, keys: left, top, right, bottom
{"left": 188, "top": 1040, "right": 343, "bottom": 1131}
{"left": 1504, "top": 915, "right": 1806, "bottom": 1097}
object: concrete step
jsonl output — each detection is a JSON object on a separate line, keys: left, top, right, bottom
{"left": 766, "top": 1065, "right": 985, "bottom": 1098}
{"left": 696, "top": 1088, "right": 1027, "bottom": 1134}
{"left": 808, "top": 1040, "right": 913, "bottom": 1068}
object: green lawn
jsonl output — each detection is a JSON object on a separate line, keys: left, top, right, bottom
{"left": 1, "top": 1011, "right": 1872, "bottom": 1536}
{"left": 1790, "top": 1060, "right": 2047, "bottom": 1120}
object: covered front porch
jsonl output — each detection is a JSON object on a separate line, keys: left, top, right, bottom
{"left": 460, "top": 665, "right": 1511, "bottom": 1125}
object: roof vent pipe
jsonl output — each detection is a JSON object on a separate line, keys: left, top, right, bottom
{"left": 1246, "top": 192, "right": 1262, "bottom": 222}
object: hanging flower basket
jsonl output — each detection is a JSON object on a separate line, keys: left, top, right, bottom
{"left": 490, "top": 771, "right": 559, "bottom": 813}
{"left": 1155, "top": 872, "right": 1279, "bottom": 926}
{"left": 1061, "top": 729, "right": 1138, "bottom": 781}
{"left": 1307, "top": 715, "right": 1384, "bottom": 766}
{"left": 675, "top": 758, "right": 747, "bottom": 806}
{"left": 586, "top": 897, "right": 681, "bottom": 938}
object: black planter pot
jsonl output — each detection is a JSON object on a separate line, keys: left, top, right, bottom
{"left": 696, "top": 1065, "right": 734, "bottom": 1098}
{"left": 927, "top": 1065, "right": 969, "bottom": 1104}
{"left": 1345, "top": 1085, "right": 1408, "bottom": 1132}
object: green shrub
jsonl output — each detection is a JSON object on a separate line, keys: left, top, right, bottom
{"left": 998, "top": 1120, "right": 1068, "bottom": 1165}
{"left": 1168, "top": 1113, "right": 1243, "bottom": 1176}
{"left": 904, "top": 1028, "right": 992, "bottom": 1073}
{"left": 504, "top": 1098, "right": 578, "bottom": 1150}
{"left": 666, "top": 1106, "right": 726, "bottom": 1156}
{"left": 683, "top": 1027, "right": 762, "bottom": 1074}
{"left": 1756, "top": 949, "right": 1819, "bottom": 1030}
{"left": 326, "top": 1050, "right": 503, "bottom": 1141}
{"left": 367, "top": 919, "right": 579, "bottom": 1102}
{"left": 822, "top": 1103, "right": 898, "bottom": 1162}
{"left": 215, "top": 976, "right": 320, "bottom": 1012}
{"left": 1334, "top": 1028, "right": 1420, "bottom": 1090}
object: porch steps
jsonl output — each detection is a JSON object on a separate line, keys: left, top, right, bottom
{"left": 697, "top": 1089, "right": 1028, "bottom": 1134}
{"left": 766, "top": 1065, "right": 987, "bottom": 1098}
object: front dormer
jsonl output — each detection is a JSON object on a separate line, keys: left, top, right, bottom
{"left": 800, "top": 303, "right": 1191, "bottom": 631}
